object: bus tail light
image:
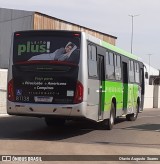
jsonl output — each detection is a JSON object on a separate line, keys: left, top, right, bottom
{"left": 8, "top": 79, "right": 15, "bottom": 101}
{"left": 74, "top": 81, "right": 83, "bottom": 104}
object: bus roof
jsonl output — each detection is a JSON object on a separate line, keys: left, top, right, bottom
{"left": 100, "top": 40, "right": 139, "bottom": 60}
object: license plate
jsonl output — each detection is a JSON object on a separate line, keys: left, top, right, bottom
{"left": 34, "top": 96, "right": 53, "bottom": 102}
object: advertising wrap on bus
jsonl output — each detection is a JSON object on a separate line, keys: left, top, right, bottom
{"left": 9, "top": 31, "right": 82, "bottom": 104}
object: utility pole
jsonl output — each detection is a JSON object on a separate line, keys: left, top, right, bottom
{"left": 129, "top": 14, "right": 140, "bottom": 53}
{"left": 146, "top": 54, "right": 152, "bottom": 75}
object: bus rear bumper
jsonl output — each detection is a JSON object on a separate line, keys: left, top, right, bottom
{"left": 7, "top": 101, "right": 87, "bottom": 118}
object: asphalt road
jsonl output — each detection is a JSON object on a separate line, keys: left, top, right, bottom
{"left": 0, "top": 108, "right": 160, "bottom": 163}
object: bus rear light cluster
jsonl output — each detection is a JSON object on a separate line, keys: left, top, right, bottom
{"left": 8, "top": 79, "right": 15, "bottom": 101}
{"left": 74, "top": 81, "right": 83, "bottom": 104}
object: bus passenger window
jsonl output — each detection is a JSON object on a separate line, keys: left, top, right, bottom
{"left": 109, "top": 52, "right": 114, "bottom": 65}
{"left": 88, "top": 44, "right": 92, "bottom": 60}
{"left": 129, "top": 60, "right": 135, "bottom": 82}
{"left": 88, "top": 45, "right": 97, "bottom": 78}
{"left": 115, "top": 55, "right": 121, "bottom": 80}
{"left": 106, "top": 52, "right": 115, "bottom": 80}
{"left": 106, "top": 51, "right": 109, "bottom": 65}
{"left": 91, "top": 46, "right": 97, "bottom": 61}
{"left": 135, "top": 62, "right": 140, "bottom": 83}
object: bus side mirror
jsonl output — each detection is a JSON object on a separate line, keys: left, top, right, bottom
{"left": 145, "top": 72, "right": 148, "bottom": 79}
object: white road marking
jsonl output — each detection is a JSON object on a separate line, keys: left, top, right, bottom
{"left": 138, "top": 115, "right": 160, "bottom": 119}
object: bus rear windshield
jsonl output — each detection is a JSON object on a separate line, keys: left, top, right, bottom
{"left": 13, "top": 31, "right": 81, "bottom": 65}
{"left": 11, "top": 31, "right": 81, "bottom": 104}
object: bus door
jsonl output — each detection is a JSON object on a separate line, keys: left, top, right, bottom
{"left": 128, "top": 61, "right": 135, "bottom": 112}
{"left": 97, "top": 54, "right": 105, "bottom": 120}
{"left": 122, "top": 62, "right": 128, "bottom": 111}
{"left": 140, "top": 67, "right": 145, "bottom": 110}
{"left": 87, "top": 44, "right": 105, "bottom": 121}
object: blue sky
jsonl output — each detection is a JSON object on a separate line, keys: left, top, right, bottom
{"left": 0, "top": 0, "right": 160, "bottom": 69}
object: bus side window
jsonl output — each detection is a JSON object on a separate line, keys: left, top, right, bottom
{"left": 135, "top": 62, "right": 140, "bottom": 83}
{"left": 88, "top": 45, "right": 98, "bottom": 78}
{"left": 129, "top": 60, "right": 135, "bottom": 82}
{"left": 115, "top": 54, "right": 121, "bottom": 80}
{"left": 106, "top": 51, "right": 115, "bottom": 80}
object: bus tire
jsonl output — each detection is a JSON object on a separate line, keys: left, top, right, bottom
{"left": 126, "top": 104, "right": 139, "bottom": 121}
{"left": 45, "top": 117, "right": 65, "bottom": 127}
{"left": 103, "top": 103, "right": 115, "bottom": 130}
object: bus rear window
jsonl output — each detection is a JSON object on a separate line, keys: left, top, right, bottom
{"left": 13, "top": 31, "right": 81, "bottom": 65}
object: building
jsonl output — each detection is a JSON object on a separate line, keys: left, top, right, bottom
{"left": 0, "top": 8, "right": 117, "bottom": 68}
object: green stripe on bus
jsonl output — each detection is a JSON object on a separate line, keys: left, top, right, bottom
{"left": 101, "top": 81, "right": 139, "bottom": 111}
{"left": 102, "top": 80, "right": 123, "bottom": 111}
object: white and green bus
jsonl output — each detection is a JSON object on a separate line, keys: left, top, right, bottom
{"left": 7, "top": 30, "right": 147, "bottom": 130}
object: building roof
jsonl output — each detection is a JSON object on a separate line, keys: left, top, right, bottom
{"left": 35, "top": 12, "right": 117, "bottom": 40}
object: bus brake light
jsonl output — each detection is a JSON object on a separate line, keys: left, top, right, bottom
{"left": 73, "top": 33, "right": 80, "bottom": 37}
{"left": 8, "top": 79, "right": 15, "bottom": 101}
{"left": 74, "top": 81, "right": 83, "bottom": 104}
{"left": 16, "top": 33, "right": 21, "bottom": 36}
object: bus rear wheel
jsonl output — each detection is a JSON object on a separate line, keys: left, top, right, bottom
{"left": 126, "top": 104, "right": 139, "bottom": 121}
{"left": 45, "top": 117, "right": 65, "bottom": 127}
{"left": 103, "top": 103, "right": 115, "bottom": 130}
